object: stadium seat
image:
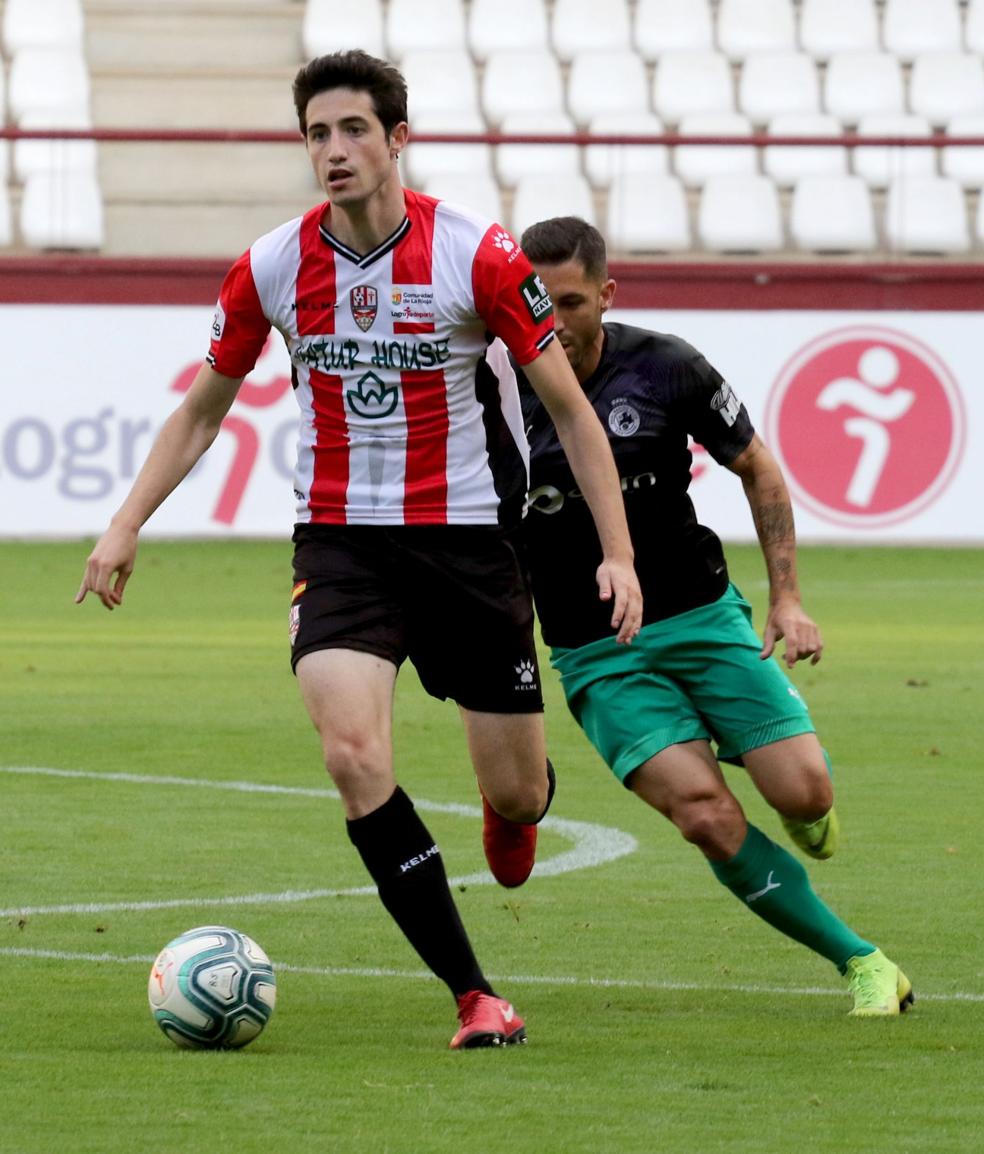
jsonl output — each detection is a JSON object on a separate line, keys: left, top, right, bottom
{"left": 7, "top": 47, "right": 90, "bottom": 121}
{"left": 698, "top": 174, "right": 783, "bottom": 252}
{"left": 763, "top": 113, "right": 848, "bottom": 186}
{"left": 482, "top": 50, "right": 565, "bottom": 127}
{"left": 401, "top": 50, "right": 480, "bottom": 121}
{"left": 716, "top": 0, "right": 796, "bottom": 61}
{"left": 607, "top": 173, "right": 692, "bottom": 253}
{"left": 634, "top": 0, "right": 713, "bottom": 60}
{"left": 738, "top": 52, "right": 820, "bottom": 124}
{"left": 583, "top": 111, "right": 669, "bottom": 188}
{"left": 883, "top": 0, "right": 962, "bottom": 62}
{"left": 13, "top": 106, "right": 97, "bottom": 183}
{"left": 976, "top": 191, "right": 984, "bottom": 245}
{"left": 385, "top": 0, "right": 466, "bottom": 59}
{"left": 302, "top": 0, "right": 385, "bottom": 58}
{"left": 495, "top": 111, "right": 580, "bottom": 187}
{"left": 2, "top": 0, "right": 84, "bottom": 52}
{"left": 19, "top": 168, "right": 104, "bottom": 249}
{"left": 967, "top": 0, "right": 984, "bottom": 56}
{"left": 884, "top": 175, "right": 971, "bottom": 253}
{"left": 567, "top": 50, "right": 649, "bottom": 126}
{"left": 403, "top": 110, "right": 493, "bottom": 189}
{"left": 941, "top": 114, "right": 984, "bottom": 188}
{"left": 551, "top": 0, "right": 632, "bottom": 63}
{"left": 824, "top": 53, "right": 905, "bottom": 123}
{"left": 468, "top": 0, "right": 549, "bottom": 62}
{"left": 852, "top": 114, "right": 935, "bottom": 190}
{"left": 653, "top": 51, "right": 734, "bottom": 123}
{"left": 0, "top": 182, "right": 12, "bottom": 246}
{"left": 673, "top": 112, "right": 757, "bottom": 187}
{"left": 790, "top": 174, "right": 877, "bottom": 251}
{"left": 511, "top": 173, "right": 596, "bottom": 239}
{"left": 909, "top": 54, "right": 984, "bottom": 126}
{"left": 423, "top": 172, "right": 504, "bottom": 223}
{"left": 798, "top": 0, "right": 879, "bottom": 60}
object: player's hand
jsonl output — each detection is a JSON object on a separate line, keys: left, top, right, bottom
{"left": 75, "top": 523, "right": 139, "bottom": 610}
{"left": 760, "top": 598, "right": 823, "bottom": 667}
{"left": 596, "top": 557, "right": 643, "bottom": 645}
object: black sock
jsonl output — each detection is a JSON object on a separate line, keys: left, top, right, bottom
{"left": 347, "top": 786, "right": 493, "bottom": 999}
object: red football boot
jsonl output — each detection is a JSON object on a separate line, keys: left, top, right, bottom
{"left": 450, "top": 991, "right": 527, "bottom": 1049}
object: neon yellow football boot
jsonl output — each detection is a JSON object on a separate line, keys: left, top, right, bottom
{"left": 845, "top": 949, "right": 915, "bottom": 1017}
{"left": 781, "top": 806, "right": 840, "bottom": 860}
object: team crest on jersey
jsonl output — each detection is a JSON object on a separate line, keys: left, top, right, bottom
{"left": 608, "top": 399, "right": 641, "bottom": 437}
{"left": 350, "top": 285, "right": 378, "bottom": 332}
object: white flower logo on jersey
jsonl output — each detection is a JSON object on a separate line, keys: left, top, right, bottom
{"left": 492, "top": 230, "right": 516, "bottom": 253}
{"left": 515, "top": 660, "right": 537, "bottom": 688}
{"left": 608, "top": 401, "right": 641, "bottom": 437}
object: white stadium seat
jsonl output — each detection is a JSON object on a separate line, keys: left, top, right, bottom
{"left": 967, "top": 0, "right": 984, "bottom": 56}
{"left": 20, "top": 168, "right": 104, "bottom": 249}
{"left": 790, "top": 174, "right": 877, "bottom": 251}
{"left": 495, "top": 111, "right": 580, "bottom": 187}
{"left": 824, "top": 53, "right": 905, "bottom": 123}
{"left": 653, "top": 51, "right": 734, "bottom": 123}
{"left": 8, "top": 47, "right": 90, "bottom": 121}
{"left": 468, "top": 0, "right": 549, "bottom": 62}
{"left": 674, "top": 112, "right": 757, "bottom": 187}
{"left": 716, "top": 0, "right": 796, "bottom": 61}
{"left": 698, "top": 174, "right": 783, "bottom": 252}
{"left": 583, "top": 111, "right": 669, "bottom": 188}
{"left": 403, "top": 110, "right": 493, "bottom": 188}
{"left": 798, "top": 0, "right": 879, "bottom": 60}
{"left": 976, "top": 192, "right": 984, "bottom": 245}
{"left": 634, "top": 0, "right": 713, "bottom": 61}
{"left": 13, "top": 107, "right": 97, "bottom": 182}
{"left": 551, "top": 0, "right": 632, "bottom": 63}
{"left": 852, "top": 114, "right": 935, "bottom": 190}
{"left": 763, "top": 113, "right": 848, "bottom": 186}
{"left": 482, "top": 49, "right": 565, "bottom": 127}
{"left": 882, "top": 0, "right": 962, "bottom": 63}
{"left": 302, "top": 0, "right": 384, "bottom": 58}
{"left": 511, "top": 173, "right": 596, "bottom": 239}
{"left": 567, "top": 50, "right": 649, "bottom": 126}
{"left": 941, "top": 114, "right": 984, "bottom": 188}
{"left": 739, "top": 52, "right": 820, "bottom": 124}
{"left": 885, "top": 176, "right": 970, "bottom": 254}
{"left": 423, "top": 172, "right": 504, "bottom": 223}
{"left": 607, "top": 173, "right": 692, "bottom": 253}
{"left": 909, "top": 54, "right": 984, "bottom": 126}
{"left": 386, "top": 0, "right": 466, "bottom": 59}
{"left": 401, "top": 49, "right": 480, "bottom": 120}
{"left": 2, "top": 0, "right": 84, "bottom": 52}
{"left": 0, "top": 183, "right": 12, "bottom": 247}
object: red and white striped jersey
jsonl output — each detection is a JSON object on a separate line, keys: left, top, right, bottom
{"left": 207, "top": 188, "right": 555, "bottom": 526}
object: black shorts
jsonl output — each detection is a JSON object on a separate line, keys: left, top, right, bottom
{"left": 289, "top": 523, "right": 544, "bottom": 714}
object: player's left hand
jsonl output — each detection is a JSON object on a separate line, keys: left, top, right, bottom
{"left": 596, "top": 558, "right": 643, "bottom": 645}
{"left": 760, "top": 599, "right": 823, "bottom": 667}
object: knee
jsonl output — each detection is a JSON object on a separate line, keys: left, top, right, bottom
{"left": 670, "top": 792, "right": 745, "bottom": 858}
{"left": 485, "top": 779, "right": 547, "bottom": 824}
{"left": 321, "top": 729, "right": 390, "bottom": 796}
{"left": 780, "top": 759, "right": 834, "bottom": 821}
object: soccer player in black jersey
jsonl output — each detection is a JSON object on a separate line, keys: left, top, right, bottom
{"left": 518, "top": 216, "right": 912, "bottom": 1017}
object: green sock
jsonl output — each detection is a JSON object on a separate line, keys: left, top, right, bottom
{"left": 710, "top": 823, "right": 875, "bottom": 972}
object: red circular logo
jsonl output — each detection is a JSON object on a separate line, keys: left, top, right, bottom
{"left": 765, "top": 326, "right": 965, "bottom": 527}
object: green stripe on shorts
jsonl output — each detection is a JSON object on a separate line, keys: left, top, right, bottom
{"left": 550, "top": 584, "right": 815, "bottom": 784}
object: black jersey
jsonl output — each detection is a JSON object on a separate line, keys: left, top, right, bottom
{"left": 521, "top": 322, "right": 755, "bottom": 649}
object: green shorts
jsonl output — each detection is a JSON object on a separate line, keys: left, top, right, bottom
{"left": 550, "top": 584, "right": 816, "bottom": 784}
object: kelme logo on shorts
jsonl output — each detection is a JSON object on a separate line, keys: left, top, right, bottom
{"left": 519, "top": 272, "right": 553, "bottom": 322}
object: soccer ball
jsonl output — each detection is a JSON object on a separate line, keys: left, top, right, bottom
{"left": 148, "top": 925, "right": 277, "bottom": 1050}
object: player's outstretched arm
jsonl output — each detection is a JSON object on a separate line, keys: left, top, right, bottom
{"left": 523, "top": 340, "right": 642, "bottom": 643}
{"left": 75, "top": 364, "right": 244, "bottom": 610}
{"left": 727, "top": 434, "right": 823, "bottom": 667}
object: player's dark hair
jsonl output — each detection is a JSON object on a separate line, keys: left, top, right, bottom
{"left": 520, "top": 216, "right": 609, "bottom": 280}
{"left": 292, "top": 50, "right": 408, "bottom": 136}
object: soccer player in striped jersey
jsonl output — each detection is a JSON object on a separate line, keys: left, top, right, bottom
{"left": 76, "top": 53, "right": 642, "bottom": 1049}
{"left": 517, "top": 216, "right": 912, "bottom": 1018}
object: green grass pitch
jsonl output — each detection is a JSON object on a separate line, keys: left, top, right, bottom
{"left": 1, "top": 540, "right": 982, "bottom": 1153}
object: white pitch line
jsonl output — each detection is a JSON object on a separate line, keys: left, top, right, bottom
{"left": 1, "top": 946, "right": 981, "bottom": 1004}
{"left": 0, "top": 765, "right": 637, "bottom": 917}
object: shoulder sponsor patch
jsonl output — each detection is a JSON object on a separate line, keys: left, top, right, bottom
{"left": 711, "top": 381, "right": 742, "bottom": 427}
{"left": 519, "top": 272, "right": 553, "bottom": 322}
{"left": 211, "top": 301, "right": 226, "bottom": 341}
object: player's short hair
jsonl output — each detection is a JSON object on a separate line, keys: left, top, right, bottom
{"left": 292, "top": 51, "right": 408, "bottom": 136}
{"left": 520, "top": 217, "right": 609, "bottom": 280}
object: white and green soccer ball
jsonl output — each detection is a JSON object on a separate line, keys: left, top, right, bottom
{"left": 148, "top": 925, "right": 277, "bottom": 1050}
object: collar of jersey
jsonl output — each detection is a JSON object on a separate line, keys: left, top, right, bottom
{"left": 318, "top": 215, "right": 411, "bottom": 268}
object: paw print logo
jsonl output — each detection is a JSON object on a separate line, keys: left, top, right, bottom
{"left": 492, "top": 230, "right": 516, "bottom": 253}
{"left": 515, "top": 660, "right": 536, "bottom": 685}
